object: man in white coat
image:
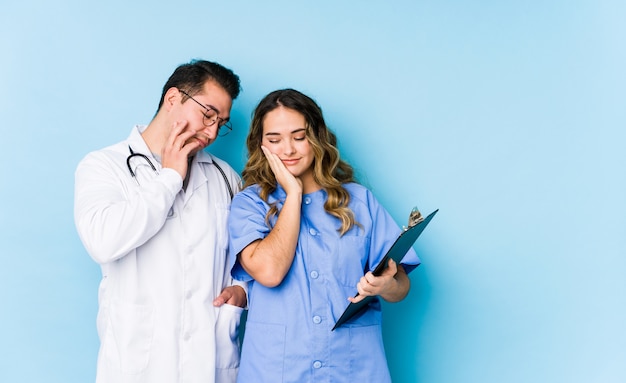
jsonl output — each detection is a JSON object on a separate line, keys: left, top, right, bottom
{"left": 74, "top": 59, "right": 247, "bottom": 383}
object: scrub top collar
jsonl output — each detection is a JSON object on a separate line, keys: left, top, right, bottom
{"left": 271, "top": 184, "right": 327, "bottom": 203}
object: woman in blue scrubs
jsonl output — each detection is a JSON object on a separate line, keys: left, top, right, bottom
{"left": 227, "top": 89, "right": 420, "bottom": 383}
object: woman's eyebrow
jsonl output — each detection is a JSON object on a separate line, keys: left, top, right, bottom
{"left": 264, "top": 128, "right": 306, "bottom": 136}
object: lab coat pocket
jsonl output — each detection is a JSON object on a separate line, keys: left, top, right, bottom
{"left": 215, "top": 204, "right": 230, "bottom": 251}
{"left": 215, "top": 303, "right": 244, "bottom": 369}
{"left": 110, "top": 301, "right": 154, "bottom": 375}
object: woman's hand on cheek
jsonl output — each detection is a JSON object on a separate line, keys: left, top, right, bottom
{"left": 261, "top": 145, "right": 302, "bottom": 195}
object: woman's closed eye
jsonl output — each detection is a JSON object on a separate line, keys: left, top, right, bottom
{"left": 267, "top": 136, "right": 305, "bottom": 144}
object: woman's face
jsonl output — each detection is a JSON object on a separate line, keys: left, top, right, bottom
{"left": 261, "top": 106, "right": 315, "bottom": 183}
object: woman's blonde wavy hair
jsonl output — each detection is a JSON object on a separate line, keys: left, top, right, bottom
{"left": 241, "top": 89, "right": 359, "bottom": 236}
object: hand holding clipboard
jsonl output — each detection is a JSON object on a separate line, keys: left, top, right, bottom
{"left": 332, "top": 207, "right": 438, "bottom": 331}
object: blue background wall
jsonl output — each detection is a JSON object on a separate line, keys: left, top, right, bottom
{"left": 1, "top": 1, "right": 624, "bottom": 382}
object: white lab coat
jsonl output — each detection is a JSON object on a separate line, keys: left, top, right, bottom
{"left": 74, "top": 125, "right": 245, "bottom": 383}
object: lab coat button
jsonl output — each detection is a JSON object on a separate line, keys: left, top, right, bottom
{"left": 309, "top": 228, "right": 316, "bottom": 235}
{"left": 310, "top": 270, "right": 319, "bottom": 279}
{"left": 313, "top": 361, "right": 322, "bottom": 369}
{"left": 304, "top": 197, "right": 312, "bottom": 204}
{"left": 313, "top": 315, "right": 321, "bottom": 324}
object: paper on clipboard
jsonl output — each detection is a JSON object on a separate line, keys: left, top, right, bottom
{"left": 331, "top": 208, "right": 438, "bottom": 331}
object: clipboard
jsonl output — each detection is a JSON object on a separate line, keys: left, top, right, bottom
{"left": 331, "top": 208, "right": 438, "bottom": 331}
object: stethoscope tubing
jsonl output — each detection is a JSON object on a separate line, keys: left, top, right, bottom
{"left": 126, "top": 145, "right": 233, "bottom": 199}
{"left": 127, "top": 146, "right": 157, "bottom": 179}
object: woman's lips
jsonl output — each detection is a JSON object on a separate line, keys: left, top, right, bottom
{"left": 281, "top": 158, "right": 299, "bottom": 166}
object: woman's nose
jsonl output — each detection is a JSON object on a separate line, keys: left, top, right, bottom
{"left": 282, "top": 141, "right": 296, "bottom": 155}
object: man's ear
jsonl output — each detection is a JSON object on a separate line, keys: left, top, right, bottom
{"left": 163, "top": 87, "right": 181, "bottom": 111}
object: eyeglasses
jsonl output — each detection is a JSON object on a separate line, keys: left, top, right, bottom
{"left": 179, "top": 89, "right": 232, "bottom": 136}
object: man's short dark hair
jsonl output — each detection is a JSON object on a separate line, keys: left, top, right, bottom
{"left": 157, "top": 59, "right": 241, "bottom": 112}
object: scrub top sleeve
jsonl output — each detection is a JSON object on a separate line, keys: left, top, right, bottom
{"left": 365, "top": 190, "right": 399, "bottom": 271}
{"left": 400, "top": 248, "right": 421, "bottom": 274}
{"left": 227, "top": 189, "right": 271, "bottom": 282}
{"left": 366, "top": 189, "right": 421, "bottom": 273}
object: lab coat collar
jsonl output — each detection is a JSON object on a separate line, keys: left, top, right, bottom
{"left": 194, "top": 149, "right": 214, "bottom": 165}
{"left": 184, "top": 150, "right": 216, "bottom": 201}
{"left": 127, "top": 125, "right": 154, "bottom": 157}
{"left": 128, "top": 125, "right": 215, "bottom": 200}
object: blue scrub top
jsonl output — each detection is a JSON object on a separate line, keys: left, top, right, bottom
{"left": 228, "top": 183, "right": 420, "bottom": 383}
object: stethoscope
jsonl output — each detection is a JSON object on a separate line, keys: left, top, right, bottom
{"left": 126, "top": 146, "right": 158, "bottom": 180}
{"left": 126, "top": 145, "right": 234, "bottom": 199}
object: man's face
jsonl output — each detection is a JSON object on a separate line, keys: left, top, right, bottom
{"left": 178, "top": 80, "right": 233, "bottom": 155}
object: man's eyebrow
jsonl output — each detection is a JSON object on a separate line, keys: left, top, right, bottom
{"left": 205, "top": 103, "right": 221, "bottom": 114}
{"left": 202, "top": 102, "right": 231, "bottom": 121}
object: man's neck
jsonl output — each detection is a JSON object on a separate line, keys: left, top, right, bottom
{"left": 140, "top": 117, "right": 169, "bottom": 157}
